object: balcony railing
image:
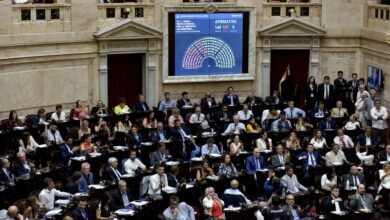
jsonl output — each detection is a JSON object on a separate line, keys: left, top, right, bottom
{"left": 367, "top": 3, "right": 390, "bottom": 32}
{"left": 11, "top": 3, "right": 71, "bottom": 34}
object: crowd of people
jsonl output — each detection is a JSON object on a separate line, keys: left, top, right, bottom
{"left": 0, "top": 72, "right": 389, "bottom": 220}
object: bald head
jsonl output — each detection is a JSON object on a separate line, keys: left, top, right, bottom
{"left": 230, "top": 179, "right": 239, "bottom": 189}
{"left": 7, "top": 206, "right": 18, "bottom": 217}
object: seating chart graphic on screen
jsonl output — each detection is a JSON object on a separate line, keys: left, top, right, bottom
{"left": 174, "top": 13, "right": 243, "bottom": 76}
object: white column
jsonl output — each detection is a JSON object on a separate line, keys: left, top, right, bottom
{"left": 262, "top": 38, "right": 271, "bottom": 97}
{"left": 310, "top": 38, "right": 320, "bottom": 81}
{"left": 99, "top": 53, "right": 108, "bottom": 105}
{"left": 146, "top": 52, "right": 157, "bottom": 106}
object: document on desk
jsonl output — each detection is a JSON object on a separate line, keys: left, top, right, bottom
{"left": 72, "top": 156, "right": 86, "bottom": 161}
{"left": 162, "top": 186, "right": 177, "bottom": 194}
{"left": 115, "top": 209, "right": 135, "bottom": 216}
{"left": 46, "top": 209, "right": 62, "bottom": 217}
{"left": 130, "top": 200, "right": 149, "bottom": 206}
{"left": 55, "top": 199, "right": 70, "bottom": 206}
{"left": 113, "top": 146, "right": 128, "bottom": 151}
{"left": 38, "top": 144, "right": 47, "bottom": 148}
{"left": 89, "top": 184, "right": 106, "bottom": 190}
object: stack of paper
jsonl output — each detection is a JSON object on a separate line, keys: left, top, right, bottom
{"left": 115, "top": 209, "right": 135, "bottom": 216}
{"left": 130, "top": 200, "right": 149, "bottom": 207}
{"left": 89, "top": 184, "right": 106, "bottom": 190}
{"left": 55, "top": 199, "right": 70, "bottom": 206}
{"left": 46, "top": 209, "right": 62, "bottom": 217}
{"left": 72, "top": 156, "right": 86, "bottom": 161}
{"left": 162, "top": 186, "right": 177, "bottom": 194}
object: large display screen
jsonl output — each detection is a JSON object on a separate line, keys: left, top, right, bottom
{"left": 173, "top": 13, "right": 245, "bottom": 76}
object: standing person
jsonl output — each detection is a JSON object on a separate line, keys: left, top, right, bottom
{"left": 222, "top": 86, "right": 240, "bottom": 107}
{"left": 334, "top": 71, "right": 348, "bottom": 103}
{"left": 317, "top": 76, "right": 335, "bottom": 109}
{"left": 371, "top": 99, "right": 388, "bottom": 145}
{"left": 303, "top": 76, "right": 317, "bottom": 110}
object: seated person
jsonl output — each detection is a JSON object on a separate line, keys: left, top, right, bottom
{"left": 78, "top": 162, "right": 94, "bottom": 193}
{"left": 229, "top": 135, "right": 244, "bottom": 156}
{"left": 109, "top": 180, "right": 134, "bottom": 211}
{"left": 256, "top": 131, "right": 273, "bottom": 152}
{"left": 216, "top": 105, "right": 233, "bottom": 128}
{"left": 333, "top": 128, "right": 354, "bottom": 149}
{"left": 123, "top": 150, "right": 146, "bottom": 176}
{"left": 201, "top": 138, "right": 221, "bottom": 158}
{"left": 134, "top": 94, "right": 150, "bottom": 112}
{"left": 189, "top": 106, "right": 206, "bottom": 124}
{"left": 176, "top": 91, "right": 193, "bottom": 109}
{"left": 13, "top": 151, "right": 34, "bottom": 177}
{"left": 113, "top": 115, "right": 132, "bottom": 133}
{"left": 325, "top": 144, "right": 347, "bottom": 166}
{"left": 170, "top": 119, "right": 192, "bottom": 142}
{"left": 297, "top": 144, "right": 321, "bottom": 178}
{"left": 114, "top": 97, "right": 130, "bottom": 115}
{"left": 261, "top": 195, "right": 288, "bottom": 220}
{"left": 163, "top": 195, "right": 195, "bottom": 220}
{"left": 151, "top": 142, "right": 171, "bottom": 167}
{"left": 310, "top": 130, "right": 328, "bottom": 150}
{"left": 265, "top": 90, "right": 285, "bottom": 105}
{"left": 222, "top": 115, "right": 246, "bottom": 135}
{"left": 222, "top": 86, "right": 239, "bottom": 106}
{"left": 96, "top": 194, "right": 115, "bottom": 220}
{"left": 200, "top": 92, "right": 217, "bottom": 111}
{"left": 344, "top": 114, "right": 361, "bottom": 131}
{"left": 38, "top": 177, "right": 72, "bottom": 211}
{"left": 270, "top": 144, "right": 289, "bottom": 169}
{"left": 18, "top": 132, "right": 39, "bottom": 155}
{"left": 93, "top": 99, "right": 107, "bottom": 116}
{"left": 58, "top": 137, "right": 80, "bottom": 167}
{"left": 94, "top": 118, "right": 111, "bottom": 146}
{"left": 283, "top": 194, "right": 304, "bottom": 219}
{"left": 51, "top": 105, "right": 66, "bottom": 121}
{"left": 320, "top": 114, "right": 337, "bottom": 131}
{"left": 270, "top": 112, "right": 292, "bottom": 132}
{"left": 224, "top": 179, "right": 251, "bottom": 204}
{"left": 168, "top": 108, "right": 184, "bottom": 128}
{"left": 73, "top": 100, "right": 90, "bottom": 120}
{"left": 283, "top": 100, "right": 306, "bottom": 120}
{"left": 355, "top": 146, "right": 375, "bottom": 165}
{"left": 244, "top": 92, "right": 264, "bottom": 108}
{"left": 321, "top": 169, "right": 337, "bottom": 192}
{"left": 324, "top": 187, "right": 347, "bottom": 215}
{"left": 78, "top": 119, "right": 91, "bottom": 139}
{"left": 203, "top": 187, "right": 225, "bottom": 219}
{"left": 80, "top": 134, "right": 95, "bottom": 156}
{"left": 142, "top": 111, "right": 157, "bottom": 129}
{"left": 217, "top": 154, "right": 238, "bottom": 178}
{"left": 7, "top": 110, "right": 23, "bottom": 131}
{"left": 246, "top": 117, "right": 261, "bottom": 133}
{"left": 148, "top": 165, "right": 168, "bottom": 198}
{"left": 310, "top": 101, "right": 329, "bottom": 121}
{"left": 246, "top": 148, "right": 266, "bottom": 175}
{"left": 47, "top": 121, "right": 64, "bottom": 146}
{"left": 64, "top": 171, "right": 82, "bottom": 194}
{"left": 358, "top": 127, "right": 377, "bottom": 147}
{"left": 261, "top": 106, "right": 280, "bottom": 125}
{"left": 281, "top": 166, "right": 308, "bottom": 194}
{"left": 150, "top": 122, "right": 169, "bottom": 142}
{"left": 344, "top": 165, "right": 365, "bottom": 191}
{"left": 72, "top": 197, "right": 91, "bottom": 220}
{"left": 349, "top": 184, "right": 375, "bottom": 212}
{"left": 158, "top": 92, "right": 176, "bottom": 113}
{"left": 0, "top": 206, "right": 22, "bottom": 220}
{"left": 237, "top": 104, "right": 253, "bottom": 121}
{"left": 105, "top": 157, "right": 122, "bottom": 184}
{"left": 167, "top": 165, "right": 182, "bottom": 188}
{"left": 126, "top": 125, "right": 142, "bottom": 150}
{"left": 331, "top": 101, "right": 349, "bottom": 118}
{"left": 0, "top": 158, "right": 15, "bottom": 187}
{"left": 294, "top": 117, "right": 313, "bottom": 132}
{"left": 263, "top": 171, "right": 283, "bottom": 200}
{"left": 196, "top": 161, "right": 214, "bottom": 182}
{"left": 285, "top": 132, "right": 301, "bottom": 150}
{"left": 379, "top": 144, "right": 390, "bottom": 163}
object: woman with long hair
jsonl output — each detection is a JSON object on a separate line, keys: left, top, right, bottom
{"left": 217, "top": 154, "right": 237, "bottom": 178}
{"left": 23, "top": 195, "right": 44, "bottom": 220}
{"left": 304, "top": 76, "right": 317, "bottom": 110}
{"left": 142, "top": 111, "right": 157, "bottom": 129}
{"left": 310, "top": 130, "right": 327, "bottom": 149}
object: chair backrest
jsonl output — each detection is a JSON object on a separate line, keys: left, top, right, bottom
{"left": 221, "top": 193, "right": 246, "bottom": 208}
{"left": 139, "top": 175, "right": 151, "bottom": 199}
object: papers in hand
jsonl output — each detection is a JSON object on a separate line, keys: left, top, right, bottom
{"left": 186, "top": 184, "right": 194, "bottom": 189}
{"left": 162, "top": 186, "right": 177, "bottom": 194}
{"left": 55, "top": 199, "right": 71, "bottom": 206}
{"left": 257, "top": 168, "right": 269, "bottom": 172}
{"left": 38, "top": 144, "right": 47, "bottom": 148}
{"left": 74, "top": 192, "right": 89, "bottom": 197}
{"left": 46, "top": 209, "right": 62, "bottom": 217}
{"left": 115, "top": 209, "right": 135, "bottom": 216}
{"left": 71, "top": 156, "right": 86, "bottom": 161}
{"left": 332, "top": 162, "right": 342, "bottom": 166}
{"left": 113, "top": 146, "right": 128, "bottom": 151}
{"left": 89, "top": 184, "right": 106, "bottom": 190}
{"left": 130, "top": 200, "right": 149, "bottom": 207}
{"left": 166, "top": 161, "right": 180, "bottom": 166}
{"left": 120, "top": 173, "right": 134, "bottom": 178}
{"left": 263, "top": 149, "right": 272, "bottom": 153}
{"left": 14, "top": 126, "right": 26, "bottom": 131}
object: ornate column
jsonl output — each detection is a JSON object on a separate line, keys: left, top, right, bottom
{"left": 310, "top": 38, "right": 320, "bottom": 81}
{"left": 262, "top": 38, "right": 271, "bottom": 97}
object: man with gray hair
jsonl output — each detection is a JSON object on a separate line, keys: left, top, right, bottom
{"left": 223, "top": 115, "right": 246, "bottom": 135}
{"left": 359, "top": 91, "right": 374, "bottom": 128}
{"left": 109, "top": 180, "right": 134, "bottom": 211}
{"left": 0, "top": 158, "right": 15, "bottom": 186}
{"left": 105, "top": 157, "right": 122, "bottom": 184}
{"left": 13, "top": 151, "right": 34, "bottom": 177}
{"left": 78, "top": 162, "right": 93, "bottom": 192}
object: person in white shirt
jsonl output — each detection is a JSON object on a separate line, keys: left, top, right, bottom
{"left": 51, "top": 105, "right": 66, "bottom": 121}
{"left": 325, "top": 144, "right": 347, "bottom": 166}
{"left": 371, "top": 99, "right": 388, "bottom": 145}
{"left": 223, "top": 179, "right": 251, "bottom": 205}
{"left": 343, "top": 114, "right": 361, "bottom": 131}
{"left": 38, "top": 177, "right": 72, "bottom": 210}
{"left": 47, "top": 122, "right": 64, "bottom": 146}
{"left": 321, "top": 169, "right": 337, "bottom": 192}
{"left": 189, "top": 107, "right": 206, "bottom": 124}
{"left": 223, "top": 115, "right": 246, "bottom": 135}
{"left": 333, "top": 128, "right": 354, "bottom": 149}
{"left": 237, "top": 104, "right": 254, "bottom": 121}
{"left": 256, "top": 131, "right": 273, "bottom": 152}
{"left": 355, "top": 84, "right": 370, "bottom": 106}
{"left": 148, "top": 165, "right": 168, "bottom": 199}
{"left": 123, "top": 150, "right": 146, "bottom": 176}
{"left": 310, "top": 130, "right": 327, "bottom": 149}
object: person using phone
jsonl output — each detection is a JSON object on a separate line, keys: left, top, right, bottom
{"left": 282, "top": 194, "right": 303, "bottom": 220}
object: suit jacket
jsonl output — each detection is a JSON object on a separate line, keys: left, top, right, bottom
{"left": 243, "top": 96, "right": 264, "bottom": 106}
{"left": 170, "top": 125, "right": 191, "bottom": 141}
{"left": 13, "top": 160, "right": 32, "bottom": 177}
{"left": 0, "top": 168, "right": 14, "bottom": 186}
{"left": 151, "top": 150, "right": 170, "bottom": 166}
{"left": 126, "top": 132, "right": 142, "bottom": 149}
{"left": 281, "top": 174, "right": 307, "bottom": 193}
{"left": 163, "top": 202, "right": 195, "bottom": 220}
{"left": 343, "top": 173, "right": 365, "bottom": 189}
{"left": 347, "top": 80, "right": 359, "bottom": 101}
{"left": 270, "top": 154, "right": 287, "bottom": 168}
{"left": 334, "top": 78, "right": 348, "bottom": 93}
{"left": 134, "top": 102, "right": 150, "bottom": 112}
{"left": 317, "top": 83, "right": 335, "bottom": 101}
{"left": 245, "top": 155, "right": 265, "bottom": 174}
{"left": 72, "top": 208, "right": 90, "bottom": 220}
{"left": 200, "top": 97, "right": 217, "bottom": 110}
{"left": 167, "top": 173, "right": 180, "bottom": 187}
{"left": 298, "top": 151, "right": 321, "bottom": 171}
{"left": 58, "top": 144, "right": 77, "bottom": 166}
{"left": 177, "top": 98, "right": 191, "bottom": 109}
{"left": 78, "top": 173, "right": 94, "bottom": 192}
{"left": 150, "top": 129, "right": 168, "bottom": 142}
{"left": 105, "top": 166, "right": 122, "bottom": 184}
{"left": 304, "top": 84, "right": 318, "bottom": 100}
{"left": 379, "top": 151, "right": 390, "bottom": 162}
{"left": 362, "top": 98, "right": 374, "bottom": 120}
{"left": 320, "top": 120, "right": 337, "bottom": 131}
{"left": 265, "top": 96, "right": 286, "bottom": 105}
{"left": 109, "top": 189, "right": 134, "bottom": 211}
{"left": 216, "top": 110, "right": 233, "bottom": 124}
{"left": 349, "top": 193, "right": 375, "bottom": 211}
{"left": 358, "top": 133, "right": 378, "bottom": 146}
{"left": 324, "top": 196, "right": 346, "bottom": 214}
{"left": 222, "top": 94, "right": 239, "bottom": 106}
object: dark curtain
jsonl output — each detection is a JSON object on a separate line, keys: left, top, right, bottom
{"left": 270, "top": 50, "right": 310, "bottom": 108}
{"left": 108, "top": 54, "right": 143, "bottom": 110}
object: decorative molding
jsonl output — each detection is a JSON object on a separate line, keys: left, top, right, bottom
{"left": 107, "top": 41, "right": 147, "bottom": 49}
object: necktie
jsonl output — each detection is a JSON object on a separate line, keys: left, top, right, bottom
{"left": 341, "top": 137, "right": 347, "bottom": 148}
{"left": 327, "top": 122, "right": 330, "bottom": 130}
{"left": 325, "top": 85, "right": 329, "bottom": 100}
{"left": 230, "top": 96, "right": 234, "bottom": 105}
{"left": 279, "top": 155, "right": 283, "bottom": 164}
{"left": 245, "top": 112, "right": 247, "bottom": 119}
{"left": 85, "top": 174, "right": 90, "bottom": 185}
{"left": 361, "top": 195, "right": 368, "bottom": 209}
{"left": 354, "top": 176, "right": 358, "bottom": 186}
{"left": 197, "top": 114, "right": 200, "bottom": 122}
{"left": 81, "top": 211, "right": 88, "bottom": 220}
{"left": 112, "top": 167, "right": 121, "bottom": 181}
{"left": 4, "top": 169, "right": 10, "bottom": 181}
{"left": 353, "top": 81, "right": 356, "bottom": 88}
{"left": 161, "top": 152, "right": 165, "bottom": 159}
{"left": 310, "top": 154, "right": 315, "bottom": 166}
{"left": 142, "top": 103, "right": 146, "bottom": 111}
{"left": 179, "top": 128, "right": 186, "bottom": 140}
{"left": 256, "top": 158, "right": 260, "bottom": 170}
{"left": 339, "top": 108, "right": 341, "bottom": 117}
{"left": 290, "top": 108, "right": 293, "bottom": 118}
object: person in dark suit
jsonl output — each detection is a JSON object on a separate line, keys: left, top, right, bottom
{"left": 200, "top": 92, "right": 217, "bottom": 112}
{"left": 109, "top": 180, "right": 135, "bottom": 211}
{"left": 349, "top": 184, "right": 375, "bottom": 212}
{"left": 105, "top": 157, "right": 122, "bottom": 184}
{"left": 72, "top": 197, "right": 90, "bottom": 220}
{"left": 151, "top": 142, "right": 171, "bottom": 167}
{"left": 58, "top": 137, "right": 80, "bottom": 167}
{"left": 134, "top": 94, "right": 150, "bottom": 112}
{"left": 0, "top": 158, "right": 15, "bottom": 187}
{"left": 343, "top": 165, "right": 365, "bottom": 191}
{"left": 262, "top": 195, "right": 288, "bottom": 220}
{"left": 347, "top": 73, "right": 360, "bottom": 114}
{"left": 150, "top": 122, "right": 169, "bottom": 142}
{"left": 246, "top": 148, "right": 266, "bottom": 174}
{"left": 317, "top": 75, "right": 335, "bottom": 109}
{"left": 169, "top": 119, "right": 192, "bottom": 141}
{"left": 334, "top": 71, "right": 348, "bottom": 103}
{"left": 265, "top": 90, "right": 286, "bottom": 106}
{"left": 358, "top": 127, "right": 378, "bottom": 146}
{"left": 222, "top": 86, "right": 239, "bottom": 106}
{"left": 176, "top": 91, "right": 193, "bottom": 109}
{"left": 297, "top": 144, "right": 321, "bottom": 180}
{"left": 126, "top": 125, "right": 142, "bottom": 150}
{"left": 319, "top": 114, "right": 337, "bottom": 131}
{"left": 270, "top": 145, "right": 289, "bottom": 170}
{"left": 378, "top": 145, "right": 390, "bottom": 163}
{"left": 13, "top": 151, "right": 34, "bottom": 177}
{"left": 167, "top": 165, "right": 181, "bottom": 188}
{"left": 216, "top": 105, "right": 233, "bottom": 131}
{"left": 324, "top": 187, "right": 347, "bottom": 215}
{"left": 243, "top": 92, "right": 264, "bottom": 109}
{"left": 78, "top": 162, "right": 94, "bottom": 193}
{"left": 304, "top": 76, "right": 318, "bottom": 110}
